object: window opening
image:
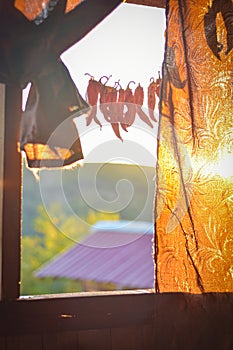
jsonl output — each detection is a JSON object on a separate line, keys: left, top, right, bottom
{"left": 21, "top": 3, "right": 165, "bottom": 296}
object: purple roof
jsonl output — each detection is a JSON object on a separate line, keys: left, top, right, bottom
{"left": 35, "top": 221, "right": 155, "bottom": 289}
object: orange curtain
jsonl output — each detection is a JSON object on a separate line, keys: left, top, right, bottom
{"left": 155, "top": 0, "right": 233, "bottom": 293}
{"left": 15, "top": 0, "right": 83, "bottom": 21}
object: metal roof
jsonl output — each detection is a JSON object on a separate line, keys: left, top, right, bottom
{"left": 91, "top": 220, "right": 154, "bottom": 234}
{"left": 35, "top": 221, "right": 155, "bottom": 289}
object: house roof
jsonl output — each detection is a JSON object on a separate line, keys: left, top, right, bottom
{"left": 35, "top": 220, "right": 155, "bottom": 289}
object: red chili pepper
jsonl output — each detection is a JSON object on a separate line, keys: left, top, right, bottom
{"left": 134, "top": 83, "right": 153, "bottom": 128}
{"left": 99, "top": 77, "right": 123, "bottom": 141}
{"left": 134, "top": 83, "right": 144, "bottom": 105}
{"left": 107, "top": 86, "right": 118, "bottom": 122}
{"left": 117, "top": 87, "right": 127, "bottom": 132}
{"left": 123, "top": 81, "right": 136, "bottom": 129}
{"left": 99, "top": 84, "right": 113, "bottom": 122}
{"left": 110, "top": 122, "right": 123, "bottom": 141}
{"left": 99, "top": 76, "right": 112, "bottom": 113}
{"left": 147, "top": 78, "right": 157, "bottom": 122}
{"left": 85, "top": 75, "right": 102, "bottom": 128}
{"left": 155, "top": 73, "right": 162, "bottom": 98}
{"left": 109, "top": 87, "right": 123, "bottom": 141}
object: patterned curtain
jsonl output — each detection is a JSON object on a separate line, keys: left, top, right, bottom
{"left": 155, "top": 0, "right": 233, "bottom": 293}
{"left": 14, "top": 0, "right": 83, "bottom": 22}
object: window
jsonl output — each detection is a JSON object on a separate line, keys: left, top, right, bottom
{"left": 20, "top": 3, "right": 166, "bottom": 296}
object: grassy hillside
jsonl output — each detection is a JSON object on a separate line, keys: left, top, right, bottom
{"left": 22, "top": 162, "right": 156, "bottom": 236}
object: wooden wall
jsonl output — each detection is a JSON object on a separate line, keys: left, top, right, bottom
{"left": 0, "top": 292, "right": 232, "bottom": 349}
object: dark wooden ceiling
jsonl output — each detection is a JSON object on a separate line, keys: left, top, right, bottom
{"left": 126, "top": 0, "right": 166, "bottom": 8}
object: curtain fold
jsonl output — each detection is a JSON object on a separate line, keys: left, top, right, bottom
{"left": 155, "top": 0, "right": 233, "bottom": 293}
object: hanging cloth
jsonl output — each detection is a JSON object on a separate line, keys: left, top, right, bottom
{"left": 20, "top": 59, "right": 89, "bottom": 168}
{"left": 155, "top": 0, "right": 233, "bottom": 293}
{"left": 0, "top": 0, "right": 121, "bottom": 168}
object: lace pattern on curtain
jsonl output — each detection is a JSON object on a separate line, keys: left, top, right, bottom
{"left": 155, "top": 0, "right": 233, "bottom": 293}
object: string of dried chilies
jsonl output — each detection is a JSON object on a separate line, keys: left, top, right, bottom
{"left": 85, "top": 73, "right": 161, "bottom": 140}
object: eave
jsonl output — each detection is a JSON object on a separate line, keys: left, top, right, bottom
{"left": 125, "top": 0, "right": 166, "bottom": 8}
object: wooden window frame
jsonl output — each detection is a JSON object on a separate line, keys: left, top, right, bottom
{"left": 0, "top": 83, "right": 155, "bottom": 298}
{"left": 0, "top": 84, "right": 156, "bottom": 338}
{"left": 0, "top": 84, "right": 21, "bottom": 300}
{"left": 0, "top": 0, "right": 166, "bottom": 301}
{"left": 0, "top": 0, "right": 166, "bottom": 333}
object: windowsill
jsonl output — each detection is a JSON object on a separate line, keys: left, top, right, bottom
{"left": 0, "top": 289, "right": 157, "bottom": 336}
{"left": 0, "top": 291, "right": 232, "bottom": 338}
{"left": 19, "top": 288, "right": 155, "bottom": 301}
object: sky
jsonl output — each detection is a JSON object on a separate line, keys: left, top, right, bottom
{"left": 61, "top": 3, "right": 166, "bottom": 167}
{"left": 61, "top": 3, "right": 166, "bottom": 97}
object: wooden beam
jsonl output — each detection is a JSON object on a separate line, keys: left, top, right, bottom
{"left": 125, "top": 0, "right": 166, "bottom": 8}
{"left": 0, "top": 84, "right": 21, "bottom": 300}
{"left": 0, "top": 291, "right": 155, "bottom": 335}
{"left": 55, "top": 0, "right": 123, "bottom": 55}
{"left": 0, "top": 84, "right": 5, "bottom": 300}
{"left": 0, "top": 291, "right": 232, "bottom": 344}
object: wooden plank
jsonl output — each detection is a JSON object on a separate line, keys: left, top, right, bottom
{"left": 42, "top": 331, "right": 78, "bottom": 350}
{"left": 142, "top": 324, "right": 155, "bottom": 349}
{"left": 0, "top": 84, "right": 5, "bottom": 301}
{"left": 6, "top": 335, "right": 42, "bottom": 350}
{"left": 0, "top": 291, "right": 155, "bottom": 335}
{"left": 126, "top": 0, "right": 166, "bottom": 8}
{"left": 0, "top": 336, "right": 6, "bottom": 350}
{"left": 55, "top": 0, "right": 122, "bottom": 54}
{"left": 1, "top": 84, "right": 22, "bottom": 300}
{"left": 111, "top": 326, "right": 143, "bottom": 350}
{"left": 78, "top": 329, "right": 111, "bottom": 350}
{"left": 42, "top": 333, "right": 59, "bottom": 350}
{"left": 0, "top": 293, "right": 232, "bottom": 349}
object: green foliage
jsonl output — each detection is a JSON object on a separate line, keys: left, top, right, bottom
{"left": 21, "top": 234, "right": 83, "bottom": 295}
{"left": 22, "top": 163, "right": 155, "bottom": 239}
{"left": 85, "top": 210, "right": 120, "bottom": 226}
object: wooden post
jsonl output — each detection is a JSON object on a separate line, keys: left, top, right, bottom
{"left": 0, "top": 84, "right": 22, "bottom": 300}
{"left": 0, "top": 84, "right": 5, "bottom": 300}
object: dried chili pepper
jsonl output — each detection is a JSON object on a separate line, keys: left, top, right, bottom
{"left": 117, "top": 84, "right": 127, "bottom": 132}
{"left": 99, "top": 76, "right": 123, "bottom": 140}
{"left": 147, "top": 77, "right": 157, "bottom": 122}
{"left": 110, "top": 80, "right": 121, "bottom": 122}
{"left": 123, "top": 81, "right": 136, "bottom": 129}
{"left": 99, "top": 75, "right": 113, "bottom": 122}
{"left": 110, "top": 120, "right": 123, "bottom": 141}
{"left": 107, "top": 84, "right": 123, "bottom": 141}
{"left": 107, "top": 84, "right": 118, "bottom": 122}
{"left": 134, "top": 83, "right": 153, "bottom": 128}
{"left": 85, "top": 73, "right": 102, "bottom": 128}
